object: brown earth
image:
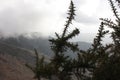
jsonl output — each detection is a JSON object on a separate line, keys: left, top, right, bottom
{"left": 0, "top": 53, "right": 35, "bottom": 80}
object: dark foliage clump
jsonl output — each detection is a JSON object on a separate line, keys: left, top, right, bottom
{"left": 92, "top": 0, "right": 120, "bottom": 80}
{"left": 49, "top": 1, "right": 80, "bottom": 80}
{"left": 26, "top": 0, "right": 120, "bottom": 80}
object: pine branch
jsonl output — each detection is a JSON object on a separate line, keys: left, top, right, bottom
{"left": 25, "top": 63, "right": 35, "bottom": 73}
{"left": 100, "top": 18, "right": 117, "bottom": 28}
{"left": 34, "top": 49, "right": 39, "bottom": 67}
{"left": 26, "top": 49, "right": 50, "bottom": 80}
{"left": 100, "top": 18, "right": 120, "bottom": 38}
{"left": 66, "top": 42, "right": 79, "bottom": 52}
{"left": 49, "top": 0, "right": 79, "bottom": 54}
{"left": 55, "top": 32, "right": 60, "bottom": 39}
{"left": 115, "top": 0, "right": 120, "bottom": 7}
{"left": 64, "top": 28, "right": 79, "bottom": 40}
{"left": 109, "top": 0, "right": 120, "bottom": 21}
{"left": 91, "top": 22, "right": 109, "bottom": 53}
{"left": 62, "top": 1, "right": 76, "bottom": 37}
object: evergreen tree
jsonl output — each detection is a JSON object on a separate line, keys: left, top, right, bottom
{"left": 26, "top": 1, "right": 80, "bottom": 80}
{"left": 92, "top": 0, "right": 120, "bottom": 80}
{"left": 73, "top": 22, "right": 110, "bottom": 80}
{"left": 25, "top": 0, "right": 120, "bottom": 80}
{"left": 49, "top": 1, "right": 80, "bottom": 80}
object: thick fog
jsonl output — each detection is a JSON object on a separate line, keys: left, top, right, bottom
{"left": 0, "top": 0, "right": 112, "bottom": 43}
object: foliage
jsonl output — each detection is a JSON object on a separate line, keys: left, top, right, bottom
{"left": 26, "top": 1, "right": 80, "bottom": 80}
{"left": 26, "top": 0, "right": 120, "bottom": 80}
{"left": 49, "top": 1, "right": 79, "bottom": 80}
{"left": 92, "top": 0, "right": 120, "bottom": 80}
{"left": 26, "top": 49, "right": 52, "bottom": 80}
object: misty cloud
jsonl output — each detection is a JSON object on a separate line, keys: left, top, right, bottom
{"left": 0, "top": 0, "right": 72, "bottom": 37}
{"left": 0, "top": 3, "right": 43, "bottom": 36}
{"left": 0, "top": 0, "right": 112, "bottom": 37}
{"left": 75, "top": 12, "right": 99, "bottom": 25}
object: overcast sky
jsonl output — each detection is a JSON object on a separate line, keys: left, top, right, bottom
{"left": 0, "top": 0, "right": 113, "bottom": 39}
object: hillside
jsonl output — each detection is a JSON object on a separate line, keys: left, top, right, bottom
{"left": 0, "top": 35, "right": 91, "bottom": 56}
{"left": 0, "top": 41, "right": 36, "bottom": 64}
{"left": 0, "top": 41, "right": 51, "bottom": 80}
{"left": 0, "top": 41, "right": 36, "bottom": 80}
{"left": 0, "top": 35, "right": 91, "bottom": 80}
{"left": 0, "top": 53, "right": 35, "bottom": 80}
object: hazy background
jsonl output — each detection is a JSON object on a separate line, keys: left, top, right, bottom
{"left": 0, "top": 0, "right": 113, "bottom": 43}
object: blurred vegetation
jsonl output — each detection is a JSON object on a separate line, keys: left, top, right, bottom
{"left": 26, "top": 0, "right": 120, "bottom": 80}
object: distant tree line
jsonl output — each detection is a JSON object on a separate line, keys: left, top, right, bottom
{"left": 26, "top": 0, "right": 120, "bottom": 80}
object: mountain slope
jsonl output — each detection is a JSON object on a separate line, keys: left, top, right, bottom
{"left": 0, "top": 53, "right": 35, "bottom": 80}
{"left": 0, "top": 35, "right": 91, "bottom": 56}
{"left": 0, "top": 42, "right": 35, "bottom": 64}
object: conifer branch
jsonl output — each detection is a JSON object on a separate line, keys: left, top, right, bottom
{"left": 34, "top": 49, "right": 39, "bottom": 67}
{"left": 62, "top": 1, "right": 76, "bottom": 37}
{"left": 55, "top": 32, "right": 60, "bottom": 39}
{"left": 64, "top": 28, "right": 79, "bottom": 40}
{"left": 91, "top": 22, "right": 109, "bottom": 53}
{"left": 49, "top": 0, "right": 79, "bottom": 54}
{"left": 25, "top": 64, "right": 35, "bottom": 73}
{"left": 66, "top": 42, "right": 79, "bottom": 52}
{"left": 109, "top": 0, "right": 120, "bottom": 21}
{"left": 116, "top": 0, "right": 120, "bottom": 7}
{"left": 26, "top": 49, "right": 49, "bottom": 80}
{"left": 100, "top": 18, "right": 117, "bottom": 28}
